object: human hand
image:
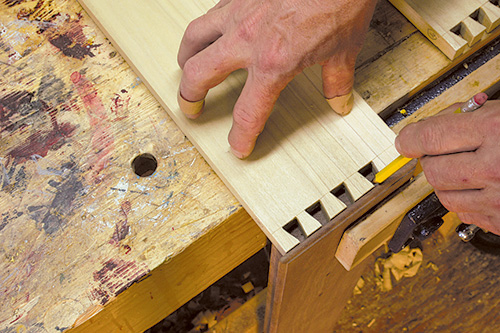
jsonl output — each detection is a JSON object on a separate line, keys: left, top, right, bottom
{"left": 177, "top": 0, "right": 377, "bottom": 158}
{"left": 395, "top": 99, "right": 500, "bottom": 235}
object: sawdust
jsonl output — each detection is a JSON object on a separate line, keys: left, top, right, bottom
{"left": 374, "top": 246, "right": 423, "bottom": 292}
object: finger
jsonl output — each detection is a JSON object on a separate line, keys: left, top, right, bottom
{"left": 434, "top": 189, "right": 484, "bottom": 214}
{"left": 395, "top": 112, "right": 483, "bottom": 158}
{"left": 178, "top": 9, "right": 227, "bottom": 69}
{"left": 228, "top": 71, "right": 292, "bottom": 158}
{"left": 456, "top": 213, "right": 500, "bottom": 234}
{"left": 456, "top": 212, "right": 487, "bottom": 225}
{"left": 420, "top": 151, "right": 485, "bottom": 191}
{"left": 178, "top": 35, "right": 245, "bottom": 118}
{"left": 321, "top": 54, "right": 356, "bottom": 115}
{"left": 207, "top": 0, "right": 231, "bottom": 13}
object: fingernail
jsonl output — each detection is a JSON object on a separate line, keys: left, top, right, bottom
{"left": 326, "top": 92, "right": 354, "bottom": 115}
{"left": 231, "top": 147, "right": 247, "bottom": 159}
{"left": 177, "top": 89, "right": 205, "bottom": 117}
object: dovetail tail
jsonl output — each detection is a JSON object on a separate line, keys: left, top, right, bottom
{"left": 296, "top": 211, "right": 321, "bottom": 237}
{"left": 479, "top": 2, "right": 500, "bottom": 32}
{"left": 320, "top": 193, "right": 347, "bottom": 221}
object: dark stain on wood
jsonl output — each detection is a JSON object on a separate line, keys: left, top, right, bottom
{"left": 109, "top": 201, "right": 132, "bottom": 246}
{"left": 41, "top": 162, "right": 83, "bottom": 234}
{"left": 1, "top": 88, "right": 77, "bottom": 165}
{"left": 91, "top": 259, "right": 150, "bottom": 305}
{"left": 49, "top": 18, "right": 101, "bottom": 60}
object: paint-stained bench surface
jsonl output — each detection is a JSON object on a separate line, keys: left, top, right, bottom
{"left": 0, "top": 1, "right": 266, "bottom": 331}
{"left": 2, "top": 0, "right": 499, "bottom": 332}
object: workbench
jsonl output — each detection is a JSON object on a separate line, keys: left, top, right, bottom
{"left": 1, "top": 0, "right": 500, "bottom": 332}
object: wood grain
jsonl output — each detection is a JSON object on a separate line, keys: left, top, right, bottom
{"left": 78, "top": 0, "right": 400, "bottom": 254}
{"left": 0, "top": 1, "right": 262, "bottom": 331}
{"left": 265, "top": 160, "right": 417, "bottom": 332}
{"left": 68, "top": 209, "right": 266, "bottom": 333}
{"left": 336, "top": 173, "right": 433, "bottom": 271}
{"left": 334, "top": 220, "right": 500, "bottom": 331}
{"left": 390, "top": 0, "right": 500, "bottom": 59}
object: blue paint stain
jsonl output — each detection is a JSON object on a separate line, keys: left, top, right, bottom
{"left": 130, "top": 77, "right": 142, "bottom": 89}
{"left": 228, "top": 205, "right": 242, "bottom": 215}
{"left": 161, "top": 191, "right": 174, "bottom": 208}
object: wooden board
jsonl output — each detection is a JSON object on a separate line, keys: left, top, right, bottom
{"left": 336, "top": 173, "right": 433, "bottom": 271}
{"left": 78, "top": 0, "right": 400, "bottom": 254}
{"left": 334, "top": 217, "right": 500, "bottom": 331}
{"left": 265, "top": 160, "right": 417, "bottom": 332}
{"left": 390, "top": 0, "right": 500, "bottom": 59}
{"left": 68, "top": 209, "right": 265, "bottom": 333}
{"left": 0, "top": 1, "right": 264, "bottom": 331}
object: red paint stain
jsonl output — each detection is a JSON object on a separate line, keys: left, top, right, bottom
{"left": 71, "top": 72, "right": 114, "bottom": 183}
{"left": 123, "top": 244, "right": 132, "bottom": 254}
{"left": 49, "top": 17, "right": 100, "bottom": 60}
{"left": 90, "top": 258, "right": 149, "bottom": 305}
{"left": 1, "top": 91, "right": 76, "bottom": 165}
{"left": 109, "top": 201, "right": 131, "bottom": 246}
{"left": 110, "top": 92, "right": 130, "bottom": 122}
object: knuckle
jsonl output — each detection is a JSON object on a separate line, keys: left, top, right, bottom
{"left": 183, "top": 58, "right": 203, "bottom": 84}
{"left": 436, "top": 193, "right": 455, "bottom": 212}
{"left": 233, "top": 107, "right": 262, "bottom": 134}
{"left": 418, "top": 125, "right": 444, "bottom": 155}
{"left": 490, "top": 196, "right": 500, "bottom": 212}
{"left": 322, "top": 72, "right": 354, "bottom": 96}
{"left": 487, "top": 165, "right": 500, "bottom": 183}
{"left": 483, "top": 113, "right": 500, "bottom": 136}
{"left": 235, "top": 16, "right": 258, "bottom": 42}
{"left": 257, "top": 45, "right": 290, "bottom": 73}
{"left": 422, "top": 163, "right": 440, "bottom": 189}
{"left": 184, "top": 20, "right": 201, "bottom": 44}
{"left": 483, "top": 155, "right": 500, "bottom": 182}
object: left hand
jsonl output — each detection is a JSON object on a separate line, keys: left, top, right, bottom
{"left": 177, "top": 0, "right": 377, "bottom": 158}
{"left": 395, "top": 100, "right": 500, "bottom": 235}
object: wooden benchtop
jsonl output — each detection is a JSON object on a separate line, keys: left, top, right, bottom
{"left": 1, "top": 0, "right": 499, "bottom": 332}
{"left": 0, "top": 0, "right": 265, "bottom": 331}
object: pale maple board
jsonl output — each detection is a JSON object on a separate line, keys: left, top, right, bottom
{"left": 390, "top": 0, "right": 500, "bottom": 59}
{"left": 79, "top": 0, "right": 399, "bottom": 254}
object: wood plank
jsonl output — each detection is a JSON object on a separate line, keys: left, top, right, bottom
{"left": 334, "top": 218, "right": 500, "bottom": 331}
{"left": 265, "top": 160, "right": 417, "bottom": 332}
{"left": 0, "top": 1, "right": 262, "bottom": 331}
{"left": 389, "top": 0, "right": 500, "bottom": 59}
{"left": 392, "top": 50, "right": 500, "bottom": 134}
{"left": 68, "top": 209, "right": 266, "bottom": 332}
{"left": 78, "top": 0, "right": 397, "bottom": 254}
{"left": 336, "top": 174, "right": 433, "bottom": 271}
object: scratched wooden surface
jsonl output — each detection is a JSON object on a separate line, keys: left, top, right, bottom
{"left": 0, "top": 0, "right": 243, "bottom": 331}
{"left": 0, "top": 0, "right": 495, "bottom": 331}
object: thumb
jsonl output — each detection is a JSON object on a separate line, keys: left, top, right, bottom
{"left": 321, "top": 54, "right": 356, "bottom": 115}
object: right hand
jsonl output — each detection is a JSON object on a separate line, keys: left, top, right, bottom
{"left": 396, "top": 100, "right": 500, "bottom": 235}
